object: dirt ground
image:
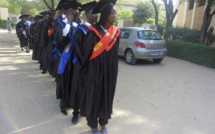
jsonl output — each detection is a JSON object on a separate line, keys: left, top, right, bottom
{"left": 0, "top": 29, "right": 215, "bottom": 134}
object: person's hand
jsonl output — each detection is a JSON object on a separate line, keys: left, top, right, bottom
{"left": 66, "top": 8, "right": 74, "bottom": 24}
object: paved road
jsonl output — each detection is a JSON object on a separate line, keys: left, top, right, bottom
{"left": 0, "top": 29, "right": 215, "bottom": 134}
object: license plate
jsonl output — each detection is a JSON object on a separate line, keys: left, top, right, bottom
{"left": 151, "top": 52, "right": 163, "bottom": 55}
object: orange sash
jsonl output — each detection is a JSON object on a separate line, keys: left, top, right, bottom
{"left": 48, "top": 28, "right": 54, "bottom": 37}
{"left": 89, "top": 25, "right": 121, "bottom": 61}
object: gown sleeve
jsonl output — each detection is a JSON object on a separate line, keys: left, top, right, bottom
{"left": 74, "top": 28, "right": 86, "bottom": 64}
{"left": 80, "top": 30, "right": 100, "bottom": 71}
{"left": 39, "top": 25, "right": 49, "bottom": 47}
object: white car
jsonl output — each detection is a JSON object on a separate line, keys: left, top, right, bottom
{"left": 118, "top": 27, "right": 167, "bottom": 64}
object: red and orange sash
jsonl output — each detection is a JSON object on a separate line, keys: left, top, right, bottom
{"left": 89, "top": 25, "right": 121, "bottom": 61}
{"left": 48, "top": 28, "right": 54, "bottom": 37}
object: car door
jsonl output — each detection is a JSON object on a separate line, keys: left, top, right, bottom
{"left": 119, "top": 29, "right": 132, "bottom": 56}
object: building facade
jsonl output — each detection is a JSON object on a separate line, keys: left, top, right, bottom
{"left": 174, "top": 0, "right": 215, "bottom": 34}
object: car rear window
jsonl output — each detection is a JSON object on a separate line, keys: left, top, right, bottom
{"left": 137, "top": 30, "right": 163, "bottom": 40}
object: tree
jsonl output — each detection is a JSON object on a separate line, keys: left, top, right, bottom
{"left": 198, "top": 0, "right": 215, "bottom": 44}
{"left": 152, "top": 0, "right": 159, "bottom": 26}
{"left": 162, "top": 0, "right": 181, "bottom": 38}
{"left": 133, "top": 0, "right": 154, "bottom": 24}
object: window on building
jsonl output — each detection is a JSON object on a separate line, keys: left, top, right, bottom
{"left": 199, "top": 0, "right": 206, "bottom": 7}
{"left": 189, "top": 2, "right": 194, "bottom": 10}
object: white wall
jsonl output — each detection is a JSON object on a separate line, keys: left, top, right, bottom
{"left": 0, "top": 7, "right": 9, "bottom": 20}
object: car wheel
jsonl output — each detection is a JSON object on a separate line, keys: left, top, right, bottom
{"left": 125, "top": 49, "right": 136, "bottom": 65}
{"left": 153, "top": 58, "right": 163, "bottom": 63}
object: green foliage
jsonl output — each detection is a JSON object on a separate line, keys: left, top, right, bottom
{"left": 165, "top": 27, "right": 200, "bottom": 43}
{"left": 158, "top": 10, "right": 166, "bottom": 26}
{"left": 133, "top": 0, "right": 154, "bottom": 24}
{"left": 157, "top": 25, "right": 165, "bottom": 36}
{"left": 166, "top": 40, "right": 215, "bottom": 68}
{"left": 114, "top": 8, "right": 133, "bottom": 25}
{"left": 0, "top": 20, "right": 7, "bottom": 29}
{"left": 145, "top": 18, "right": 155, "bottom": 24}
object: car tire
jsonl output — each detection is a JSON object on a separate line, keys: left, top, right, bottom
{"left": 125, "top": 49, "right": 136, "bottom": 65}
{"left": 153, "top": 58, "right": 163, "bottom": 63}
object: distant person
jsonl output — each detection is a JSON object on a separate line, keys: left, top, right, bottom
{"left": 6, "top": 17, "right": 12, "bottom": 34}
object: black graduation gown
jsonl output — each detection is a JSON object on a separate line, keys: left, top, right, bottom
{"left": 55, "top": 21, "right": 75, "bottom": 106}
{"left": 37, "top": 21, "right": 46, "bottom": 64}
{"left": 39, "top": 23, "right": 49, "bottom": 69}
{"left": 20, "top": 21, "right": 28, "bottom": 48}
{"left": 16, "top": 21, "right": 22, "bottom": 48}
{"left": 70, "top": 25, "right": 89, "bottom": 107}
{"left": 80, "top": 24, "right": 120, "bottom": 121}
{"left": 31, "top": 23, "right": 40, "bottom": 60}
{"left": 52, "top": 16, "right": 64, "bottom": 78}
{"left": 44, "top": 28, "right": 55, "bottom": 75}
{"left": 29, "top": 22, "right": 34, "bottom": 50}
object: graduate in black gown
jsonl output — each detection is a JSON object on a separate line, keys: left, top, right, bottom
{"left": 31, "top": 15, "right": 42, "bottom": 60}
{"left": 16, "top": 16, "right": 24, "bottom": 50}
{"left": 70, "top": 1, "right": 98, "bottom": 125}
{"left": 54, "top": 0, "right": 81, "bottom": 115}
{"left": 79, "top": 0, "right": 121, "bottom": 133}
{"left": 20, "top": 15, "right": 30, "bottom": 53}
{"left": 29, "top": 16, "right": 35, "bottom": 50}
{"left": 52, "top": 12, "right": 67, "bottom": 79}
{"left": 39, "top": 11, "right": 56, "bottom": 74}
{"left": 37, "top": 11, "right": 49, "bottom": 70}
{"left": 42, "top": 11, "right": 57, "bottom": 76}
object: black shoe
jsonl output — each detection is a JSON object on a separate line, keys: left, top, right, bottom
{"left": 71, "top": 114, "right": 78, "bottom": 125}
{"left": 61, "top": 108, "right": 67, "bottom": 115}
{"left": 42, "top": 70, "right": 47, "bottom": 74}
{"left": 21, "top": 48, "right": 23, "bottom": 51}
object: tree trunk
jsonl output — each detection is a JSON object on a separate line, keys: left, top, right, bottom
{"left": 199, "top": 2, "right": 215, "bottom": 44}
{"left": 152, "top": 0, "right": 159, "bottom": 26}
{"left": 43, "top": 0, "right": 52, "bottom": 10}
{"left": 163, "top": 0, "right": 180, "bottom": 39}
{"left": 51, "top": 0, "right": 54, "bottom": 10}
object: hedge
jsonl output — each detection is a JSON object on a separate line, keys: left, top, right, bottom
{"left": 166, "top": 40, "right": 215, "bottom": 68}
{"left": 0, "top": 19, "right": 7, "bottom": 29}
{"left": 165, "top": 26, "right": 215, "bottom": 45}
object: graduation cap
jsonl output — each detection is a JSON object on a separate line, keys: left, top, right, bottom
{"left": 56, "top": 0, "right": 81, "bottom": 10}
{"left": 81, "top": 1, "right": 97, "bottom": 13}
{"left": 92, "top": 0, "right": 117, "bottom": 14}
{"left": 40, "top": 11, "right": 49, "bottom": 16}
{"left": 19, "top": 15, "right": 30, "bottom": 19}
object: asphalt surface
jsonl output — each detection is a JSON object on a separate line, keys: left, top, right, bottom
{"left": 0, "top": 29, "right": 215, "bottom": 134}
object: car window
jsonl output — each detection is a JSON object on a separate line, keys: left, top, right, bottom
{"left": 120, "top": 29, "right": 132, "bottom": 39}
{"left": 137, "top": 31, "right": 163, "bottom": 40}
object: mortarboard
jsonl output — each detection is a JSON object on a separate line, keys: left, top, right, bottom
{"left": 40, "top": 11, "right": 49, "bottom": 16}
{"left": 81, "top": 1, "right": 97, "bottom": 13}
{"left": 56, "top": 0, "right": 81, "bottom": 10}
{"left": 92, "top": 0, "right": 117, "bottom": 14}
{"left": 19, "top": 15, "right": 30, "bottom": 19}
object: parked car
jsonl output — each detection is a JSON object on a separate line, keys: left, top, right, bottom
{"left": 118, "top": 27, "right": 167, "bottom": 64}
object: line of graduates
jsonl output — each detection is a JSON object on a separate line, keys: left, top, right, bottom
{"left": 16, "top": 0, "right": 121, "bottom": 134}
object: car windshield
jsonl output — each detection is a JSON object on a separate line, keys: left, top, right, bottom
{"left": 137, "top": 30, "right": 163, "bottom": 40}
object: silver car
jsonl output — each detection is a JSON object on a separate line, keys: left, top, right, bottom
{"left": 118, "top": 27, "right": 167, "bottom": 64}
